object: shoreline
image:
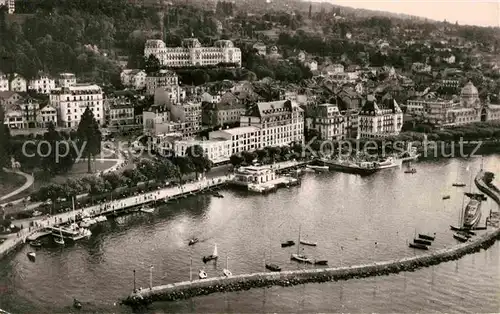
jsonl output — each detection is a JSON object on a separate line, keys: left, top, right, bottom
{"left": 0, "top": 160, "right": 306, "bottom": 261}
{"left": 121, "top": 169, "right": 500, "bottom": 307}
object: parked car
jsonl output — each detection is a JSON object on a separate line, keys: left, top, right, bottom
{"left": 32, "top": 211, "right": 43, "bottom": 217}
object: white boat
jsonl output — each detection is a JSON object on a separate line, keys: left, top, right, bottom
{"left": 375, "top": 157, "right": 402, "bottom": 169}
{"left": 27, "top": 252, "right": 36, "bottom": 259}
{"left": 291, "top": 225, "right": 313, "bottom": 264}
{"left": 79, "top": 217, "right": 96, "bottom": 228}
{"left": 222, "top": 256, "right": 232, "bottom": 277}
{"left": 306, "top": 165, "right": 329, "bottom": 172}
{"left": 95, "top": 216, "right": 107, "bottom": 222}
{"left": 198, "top": 270, "right": 207, "bottom": 279}
{"left": 140, "top": 205, "right": 155, "bottom": 213}
{"left": 299, "top": 239, "right": 317, "bottom": 246}
{"left": 54, "top": 227, "right": 65, "bottom": 245}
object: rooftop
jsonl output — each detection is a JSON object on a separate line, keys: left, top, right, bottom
{"left": 218, "top": 126, "right": 261, "bottom": 136}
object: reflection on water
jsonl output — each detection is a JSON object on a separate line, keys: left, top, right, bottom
{"left": 0, "top": 156, "right": 499, "bottom": 313}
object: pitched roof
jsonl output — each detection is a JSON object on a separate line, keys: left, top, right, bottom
{"left": 245, "top": 100, "right": 302, "bottom": 118}
{"left": 0, "top": 91, "right": 19, "bottom": 100}
{"left": 360, "top": 97, "right": 401, "bottom": 115}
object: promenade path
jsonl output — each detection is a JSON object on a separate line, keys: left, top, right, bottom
{"left": 0, "top": 169, "right": 34, "bottom": 202}
{"left": 0, "top": 159, "right": 307, "bottom": 259}
{"left": 0, "top": 174, "right": 232, "bottom": 258}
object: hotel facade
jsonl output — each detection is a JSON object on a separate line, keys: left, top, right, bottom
{"left": 50, "top": 84, "right": 104, "bottom": 127}
{"left": 144, "top": 38, "right": 242, "bottom": 68}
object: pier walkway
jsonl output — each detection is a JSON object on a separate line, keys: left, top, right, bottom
{"left": 123, "top": 169, "right": 500, "bottom": 307}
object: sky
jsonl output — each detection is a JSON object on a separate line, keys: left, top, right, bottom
{"left": 319, "top": 0, "right": 500, "bottom": 27}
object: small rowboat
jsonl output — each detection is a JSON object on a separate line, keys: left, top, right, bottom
{"left": 198, "top": 270, "right": 207, "bottom": 279}
{"left": 265, "top": 263, "right": 281, "bottom": 271}
{"left": 281, "top": 240, "right": 295, "bottom": 247}
{"left": 299, "top": 239, "right": 317, "bottom": 246}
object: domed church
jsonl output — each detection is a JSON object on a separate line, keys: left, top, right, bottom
{"left": 442, "top": 81, "right": 500, "bottom": 126}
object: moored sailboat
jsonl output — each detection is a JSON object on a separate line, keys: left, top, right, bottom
{"left": 202, "top": 243, "right": 218, "bottom": 263}
{"left": 291, "top": 225, "right": 313, "bottom": 264}
{"left": 222, "top": 256, "right": 232, "bottom": 277}
{"left": 198, "top": 270, "right": 207, "bottom": 279}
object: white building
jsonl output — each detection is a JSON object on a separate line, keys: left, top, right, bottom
{"left": 144, "top": 38, "right": 242, "bottom": 67}
{"left": 146, "top": 70, "right": 179, "bottom": 95}
{"left": 0, "top": 0, "right": 15, "bottom": 14}
{"left": 0, "top": 72, "right": 8, "bottom": 91}
{"left": 358, "top": 96, "right": 403, "bottom": 138}
{"left": 58, "top": 73, "right": 77, "bottom": 88}
{"left": 50, "top": 84, "right": 104, "bottom": 127}
{"left": 209, "top": 126, "right": 262, "bottom": 154}
{"left": 173, "top": 138, "right": 232, "bottom": 164}
{"left": 9, "top": 73, "right": 27, "bottom": 92}
{"left": 3, "top": 105, "right": 24, "bottom": 129}
{"left": 201, "top": 92, "right": 222, "bottom": 104}
{"left": 38, "top": 104, "right": 58, "bottom": 128}
{"left": 120, "top": 69, "right": 147, "bottom": 90}
{"left": 239, "top": 100, "right": 304, "bottom": 147}
{"left": 306, "top": 103, "right": 346, "bottom": 140}
{"left": 28, "top": 75, "right": 56, "bottom": 94}
{"left": 154, "top": 85, "right": 186, "bottom": 105}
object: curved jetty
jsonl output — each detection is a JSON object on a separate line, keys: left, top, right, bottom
{"left": 122, "top": 169, "right": 500, "bottom": 308}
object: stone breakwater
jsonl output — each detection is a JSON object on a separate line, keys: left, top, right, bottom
{"left": 122, "top": 170, "right": 500, "bottom": 308}
{"left": 475, "top": 170, "right": 500, "bottom": 205}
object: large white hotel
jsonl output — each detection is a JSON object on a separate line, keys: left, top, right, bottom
{"left": 144, "top": 38, "right": 242, "bottom": 67}
{"left": 49, "top": 84, "right": 104, "bottom": 128}
{"left": 210, "top": 100, "right": 304, "bottom": 154}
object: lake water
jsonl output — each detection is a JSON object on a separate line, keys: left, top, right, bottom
{"left": 0, "top": 156, "right": 499, "bottom": 313}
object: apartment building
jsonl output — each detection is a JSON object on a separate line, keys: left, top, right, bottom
{"left": 358, "top": 96, "right": 403, "bottom": 138}
{"left": 50, "top": 84, "right": 104, "bottom": 127}
{"left": 239, "top": 100, "right": 304, "bottom": 147}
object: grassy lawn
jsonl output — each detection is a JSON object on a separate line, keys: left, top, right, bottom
{"left": 0, "top": 172, "right": 26, "bottom": 199}
{"left": 45, "top": 160, "right": 118, "bottom": 185}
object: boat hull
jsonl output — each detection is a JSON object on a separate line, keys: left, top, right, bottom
{"left": 291, "top": 254, "right": 312, "bottom": 264}
{"left": 265, "top": 264, "right": 281, "bottom": 272}
{"left": 202, "top": 255, "right": 218, "bottom": 263}
{"left": 299, "top": 240, "right": 317, "bottom": 246}
{"left": 463, "top": 210, "right": 482, "bottom": 229}
{"left": 409, "top": 243, "right": 428, "bottom": 250}
{"left": 321, "top": 161, "right": 378, "bottom": 175}
{"left": 418, "top": 234, "right": 435, "bottom": 241}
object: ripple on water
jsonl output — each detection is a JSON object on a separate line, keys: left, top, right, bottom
{"left": 0, "top": 156, "right": 499, "bottom": 313}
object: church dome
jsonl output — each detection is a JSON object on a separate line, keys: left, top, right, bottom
{"left": 461, "top": 81, "right": 478, "bottom": 98}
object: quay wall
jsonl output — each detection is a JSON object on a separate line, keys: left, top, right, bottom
{"left": 0, "top": 159, "right": 307, "bottom": 261}
{"left": 0, "top": 176, "right": 231, "bottom": 261}
{"left": 122, "top": 170, "right": 500, "bottom": 307}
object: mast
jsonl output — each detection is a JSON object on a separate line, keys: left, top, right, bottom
{"left": 72, "top": 196, "right": 76, "bottom": 223}
{"left": 190, "top": 257, "right": 192, "bottom": 282}
{"left": 226, "top": 256, "right": 229, "bottom": 270}
{"left": 297, "top": 225, "right": 301, "bottom": 255}
{"left": 460, "top": 193, "right": 465, "bottom": 227}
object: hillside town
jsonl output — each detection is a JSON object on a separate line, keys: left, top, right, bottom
{"left": 1, "top": 0, "right": 500, "bottom": 313}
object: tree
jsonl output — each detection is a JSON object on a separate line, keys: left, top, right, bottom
{"left": 76, "top": 107, "right": 102, "bottom": 173}
{"left": 0, "top": 106, "right": 11, "bottom": 170}
{"left": 229, "top": 154, "right": 244, "bottom": 168}
{"left": 172, "top": 156, "right": 194, "bottom": 183}
{"left": 186, "top": 145, "right": 212, "bottom": 179}
{"left": 144, "top": 54, "right": 161, "bottom": 74}
{"left": 241, "top": 151, "right": 257, "bottom": 165}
